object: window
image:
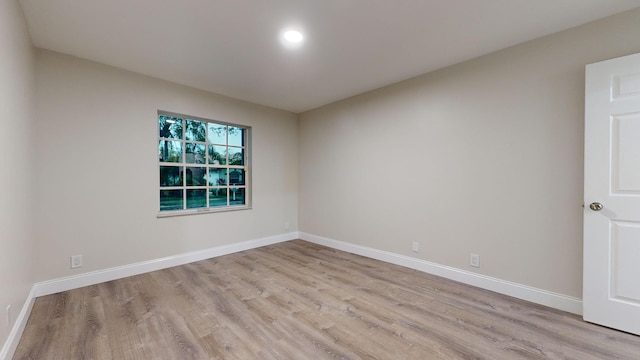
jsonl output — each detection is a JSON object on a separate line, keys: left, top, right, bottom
{"left": 158, "top": 111, "right": 251, "bottom": 215}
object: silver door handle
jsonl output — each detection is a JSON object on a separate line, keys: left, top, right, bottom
{"left": 589, "top": 202, "right": 604, "bottom": 211}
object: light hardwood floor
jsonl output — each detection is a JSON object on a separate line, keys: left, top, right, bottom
{"left": 14, "top": 240, "right": 640, "bottom": 359}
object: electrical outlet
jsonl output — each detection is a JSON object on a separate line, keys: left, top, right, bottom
{"left": 412, "top": 241, "right": 419, "bottom": 252}
{"left": 470, "top": 253, "right": 480, "bottom": 268}
{"left": 284, "top": 222, "right": 290, "bottom": 230}
{"left": 70, "top": 255, "right": 83, "bottom": 269}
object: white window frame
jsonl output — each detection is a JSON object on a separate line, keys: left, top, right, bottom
{"left": 157, "top": 110, "right": 251, "bottom": 217}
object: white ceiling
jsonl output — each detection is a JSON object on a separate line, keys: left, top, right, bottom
{"left": 18, "top": 0, "right": 640, "bottom": 113}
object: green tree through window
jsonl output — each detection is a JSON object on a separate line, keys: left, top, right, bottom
{"left": 158, "top": 111, "right": 250, "bottom": 214}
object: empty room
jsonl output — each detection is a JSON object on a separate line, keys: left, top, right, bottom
{"left": 3, "top": 0, "right": 640, "bottom": 359}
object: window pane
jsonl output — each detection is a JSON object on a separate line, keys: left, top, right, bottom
{"left": 228, "top": 147, "right": 244, "bottom": 165}
{"left": 159, "top": 112, "right": 250, "bottom": 214}
{"left": 229, "top": 187, "right": 245, "bottom": 206}
{"left": 160, "top": 166, "right": 183, "bottom": 186}
{"left": 159, "top": 115, "right": 183, "bottom": 139}
{"left": 229, "top": 169, "right": 245, "bottom": 185}
{"left": 209, "top": 188, "right": 228, "bottom": 207}
{"left": 208, "top": 123, "right": 227, "bottom": 144}
{"left": 158, "top": 140, "right": 182, "bottom": 162}
{"left": 186, "top": 167, "right": 206, "bottom": 186}
{"left": 208, "top": 168, "right": 228, "bottom": 186}
{"left": 186, "top": 189, "right": 207, "bottom": 209}
{"left": 208, "top": 145, "right": 227, "bottom": 165}
{"left": 160, "top": 190, "right": 183, "bottom": 210}
{"left": 185, "top": 143, "right": 205, "bottom": 164}
{"left": 185, "top": 119, "right": 206, "bottom": 142}
{"left": 228, "top": 126, "right": 244, "bottom": 147}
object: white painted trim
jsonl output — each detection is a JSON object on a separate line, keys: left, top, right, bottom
{"left": 34, "top": 232, "right": 299, "bottom": 297}
{"left": 300, "top": 232, "right": 583, "bottom": 315}
{"left": 1, "top": 230, "right": 581, "bottom": 360}
{"left": 1, "top": 232, "right": 298, "bottom": 360}
{"left": 0, "top": 287, "right": 37, "bottom": 360}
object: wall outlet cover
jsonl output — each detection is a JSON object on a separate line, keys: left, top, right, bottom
{"left": 71, "top": 255, "right": 83, "bottom": 268}
{"left": 470, "top": 253, "right": 480, "bottom": 268}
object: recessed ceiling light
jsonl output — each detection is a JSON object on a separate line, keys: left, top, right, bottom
{"left": 283, "top": 30, "right": 304, "bottom": 43}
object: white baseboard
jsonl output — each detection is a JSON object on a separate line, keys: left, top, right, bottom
{"left": 0, "top": 232, "right": 298, "bottom": 360}
{"left": 299, "top": 232, "right": 583, "bottom": 315}
{"left": 34, "top": 232, "right": 299, "bottom": 297}
{"left": 0, "top": 287, "right": 37, "bottom": 360}
{"left": 2, "top": 230, "right": 582, "bottom": 360}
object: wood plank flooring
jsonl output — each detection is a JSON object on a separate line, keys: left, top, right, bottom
{"left": 14, "top": 240, "right": 640, "bottom": 359}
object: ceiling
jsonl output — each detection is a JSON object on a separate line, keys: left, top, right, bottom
{"left": 18, "top": 0, "right": 640, "bottom": 113}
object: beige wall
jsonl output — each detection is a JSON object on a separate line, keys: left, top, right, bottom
{"left": 299, "top": 9, "right": 640, "bottom": 298}
{"left": 0, "top": 0, "right": 36, "bottom": 345}
{"left": 33, "top": 50, "right": 298, "bottom": 281}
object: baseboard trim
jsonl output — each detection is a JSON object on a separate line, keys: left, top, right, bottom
{"left": 0, "top": 287, "right": 37, "bottom": 360}
{"left": 2, "top": 230, "right": 582, "bottom": 359}
{"left": 299, "top": 232, "right": 583, "bottom": 315}
{"left": 1, "top": 232, "right": 298, "bottom": 360}
{"left": 34, "top": 232, "right": 299, "bottom": 297}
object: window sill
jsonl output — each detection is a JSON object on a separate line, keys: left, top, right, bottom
{"left": 157, "top": 205, "right": 252, "bottom": 218}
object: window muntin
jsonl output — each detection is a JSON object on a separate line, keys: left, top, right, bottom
{"left": 158, "top": 112, "right": 250, "bottom": 215}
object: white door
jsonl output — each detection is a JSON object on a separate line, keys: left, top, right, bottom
{"left": 584, "top": 52, "right": 640, "bottom": 335}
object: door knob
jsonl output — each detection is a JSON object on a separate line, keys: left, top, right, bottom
{"left": 589, "top": 202, "right": 604, "bottom": 211}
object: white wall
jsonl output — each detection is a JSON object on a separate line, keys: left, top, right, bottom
{"left": 0, "top": 0, "right": 35, "bottom": 346}
{"left": 34, "top": 50, "right": 298, "bottom": 281}
{"left": 299, "top": 9, "right": 640, "bottom": 298}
